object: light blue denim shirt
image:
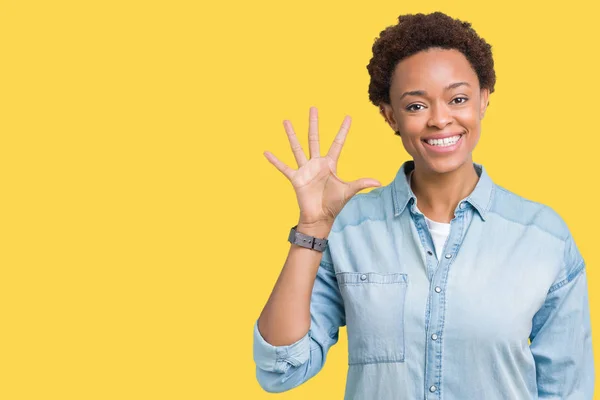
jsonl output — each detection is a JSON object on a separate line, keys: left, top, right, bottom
{"left": 253, "top": 160, "right": 594, "bottom": 399}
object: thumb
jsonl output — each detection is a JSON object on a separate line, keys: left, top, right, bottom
{"left": 347, "top": 178, "right": 382, "bottom": 196}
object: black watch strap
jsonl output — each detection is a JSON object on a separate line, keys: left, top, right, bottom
{"left": 288, "top": 225, "right": 329, "bottom": 252}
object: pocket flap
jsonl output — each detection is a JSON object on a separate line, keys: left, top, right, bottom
{"left": 336, "top": 272, "right": 408, "bottom": 285}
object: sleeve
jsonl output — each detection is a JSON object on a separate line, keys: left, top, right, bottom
{"left": 252, "top": 246, "right": 346, "bottom": 393}
{"left": 529, "top": 231, "right": 595, "bottom": 399}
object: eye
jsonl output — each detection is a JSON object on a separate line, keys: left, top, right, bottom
{"left": 452, "top": 97, "right": 468, "bottom": 105}
{"left": 405, "top": 103, "right": 424, "bottom": 112}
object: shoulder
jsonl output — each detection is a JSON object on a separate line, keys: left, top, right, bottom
{"left": 489, "top": 184, "right": 570, "bottom": 241}
{"left": 489, "top": 184, "right": 584, "bottom": 289}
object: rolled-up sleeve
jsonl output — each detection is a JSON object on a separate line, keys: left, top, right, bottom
{"left": 252, "top": 250, "right": 346, "bottom": 393}
{"left": 253, "top": 319, "right": 312, "bottom": 373}
{"left": 529, "top": 232, "right": 594, "bottom": 399}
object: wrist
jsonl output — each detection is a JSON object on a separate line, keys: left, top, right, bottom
{"left": 296, "top": 221, "right": 332, "bottom": 238}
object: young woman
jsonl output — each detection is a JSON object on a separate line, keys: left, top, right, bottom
{"left": 253, "top": 11, "right": 594, "bottom": 399}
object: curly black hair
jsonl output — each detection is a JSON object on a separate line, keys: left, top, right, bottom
{"left": 367, "top": 12, "right": 496, "bottom": 113}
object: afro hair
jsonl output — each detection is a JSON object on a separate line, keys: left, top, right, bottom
{"left": 367, "top": 11, "right": 496, "bottom": 111}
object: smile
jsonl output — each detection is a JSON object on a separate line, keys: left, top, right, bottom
{"left": 423, "top": 134, "right": 463, "bottom": 147}
{"left": 422, "top": 133, "right": 465, "bottom": 153}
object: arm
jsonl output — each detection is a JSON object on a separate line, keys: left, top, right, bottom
{"left": 253, "top": 228, "right": 346, "bottom": 393}
{"left": 529, "top": 233, "right": 594, "bottom": 399}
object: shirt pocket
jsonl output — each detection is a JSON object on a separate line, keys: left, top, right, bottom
{"left": 336, "top": 272, "right": 408, "bottom": 365}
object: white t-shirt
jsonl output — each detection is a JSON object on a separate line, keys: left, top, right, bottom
{"left": 408, "top": 171, "right": 451, "bottom": 261}
{"left": 423, "top": 215, "right": 451, "bottom": 261}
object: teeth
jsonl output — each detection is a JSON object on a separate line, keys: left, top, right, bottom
{"left": 426, "top": 135, "right": 461, "bottom": 147}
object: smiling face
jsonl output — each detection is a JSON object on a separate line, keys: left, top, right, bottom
{"left": 381, "top": 47, "right": 490, "bottom": 175}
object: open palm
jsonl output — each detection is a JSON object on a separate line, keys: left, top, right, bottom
{"left": 264, "top": 107, "right": 382, "bottom": 227}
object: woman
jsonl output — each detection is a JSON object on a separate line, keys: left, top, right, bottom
{"left": 253, "top": 12, "right": 594, "bottom": 399}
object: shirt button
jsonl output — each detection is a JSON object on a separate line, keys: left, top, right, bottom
{"left": 429, "top": 385, "right": 437, "bottom": 392}
{"left": 435, "top": 286, "right": 442, "bottom": 293}
{"left": 360, "top": 274, "right": 367, "bottom": 281}
{"left": 460, "top": 202, "right": 466, "bottom": 209}
{"left": 431, "top": 333, "right": 438, "bottom": 340}
{"left": 445, "top": 253, "right": 452, "bottom": 259}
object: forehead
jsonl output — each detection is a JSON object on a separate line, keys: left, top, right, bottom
{"left": 391, "top": 48, "right": 479, "bottom": 93}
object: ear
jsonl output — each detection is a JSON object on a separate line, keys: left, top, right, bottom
{"left": 379, "top": 103, "right": 398, "bottom": 131}
{"left": 479, "top": 88, "right": 490, "bottom": 119}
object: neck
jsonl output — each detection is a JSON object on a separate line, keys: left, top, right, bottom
{"left": 410, "top": 159, "right": 479, "bottom": 223}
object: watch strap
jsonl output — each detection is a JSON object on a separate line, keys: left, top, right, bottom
{"left": 288, "top": 225, "right": 328, "bottom": 252}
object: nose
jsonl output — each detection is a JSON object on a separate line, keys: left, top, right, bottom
{"left": 427, "top": 101, "right": 452, "bottom": 129}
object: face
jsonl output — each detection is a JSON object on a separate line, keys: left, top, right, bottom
{"left": 381, "top": 47, "right": 489, "bottom": 175}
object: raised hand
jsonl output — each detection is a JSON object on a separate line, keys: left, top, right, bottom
{"left": 264, "top": 107, "right": 382, "bottom": 228}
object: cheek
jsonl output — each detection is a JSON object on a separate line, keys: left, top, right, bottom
{"left": 399, "top": 129, "right": 424, "bottom": 157}
{"left": 470, "top": 130, "right": 482, "bottom": 145}
{"left": 398, "top": 116, "right": 431, "bottom": 153}
{"left": 399, "top": 116, "right": 427, "bottom": 135}
{"left": 458, "top": 106, "right": 480, "bottom": 126}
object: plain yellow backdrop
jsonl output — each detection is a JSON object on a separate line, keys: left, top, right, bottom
{"left": 1, "top": 0, "right": 598, "bottom": 399}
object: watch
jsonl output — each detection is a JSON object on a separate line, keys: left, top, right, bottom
{"left": 288, "top": 225, "right": 329, "bottom": 252}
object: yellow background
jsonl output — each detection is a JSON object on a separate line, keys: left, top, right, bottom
{"left": 1, "top": 0, "right": 598, "bottom": 398}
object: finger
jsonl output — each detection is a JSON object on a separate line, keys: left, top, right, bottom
{"left": 347, "top": 178, "right": 382, "bottom": 197}
{"left": 283, "top": 120, "right": 308, "bottom": 168}
{"left": 327, "top": 115, "right": 351, "bottom": 163}
{"left": 263, "top": 151, "right": 295, "bottom": 181}
{"left": 308, "top": 106, "right": 320, "bottom": 159}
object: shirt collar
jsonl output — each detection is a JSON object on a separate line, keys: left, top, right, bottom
{"left": 391, "top": 160, "right": 494, "bottom": 221}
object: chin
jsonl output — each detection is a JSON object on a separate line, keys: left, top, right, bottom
{"left": 420, "top": 153, "right": 472, "bottom": 175}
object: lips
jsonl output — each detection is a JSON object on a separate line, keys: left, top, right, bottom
{"left": 421, "top": 132, "right": 465, "bottom": 142}
{"left": 421, "top": 133, "right": 464, "bottom": 153}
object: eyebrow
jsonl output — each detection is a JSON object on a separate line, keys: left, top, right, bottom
{"left": 398, "top": 81, "right": 471, "bottom": 101}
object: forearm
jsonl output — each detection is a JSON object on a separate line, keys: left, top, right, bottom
{"left": 257, "top": 222, "right": 332, "bottom": 346}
